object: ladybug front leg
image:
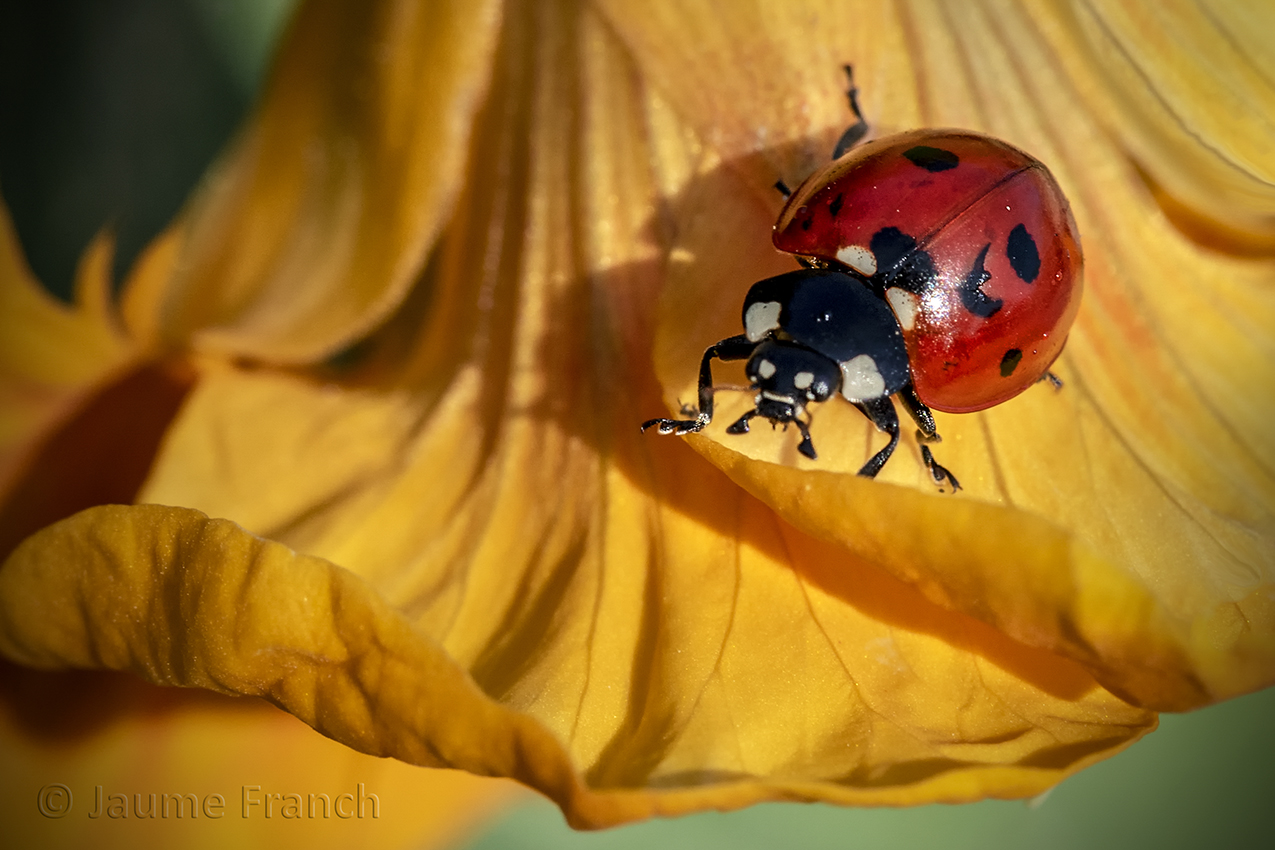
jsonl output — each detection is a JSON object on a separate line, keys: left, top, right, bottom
{"left": 831, "top": 65, "right": 869, "bottom": 160}
{"left": 896, "top": 385, "right": 962, "bottom": 491}
{"left": 792, "top": 416, "right": 818, "bottom": 460}
{"left": 642, "top": 334, "right": 757, "bottom": 436}
{"left": 726, "top": 410, "right": 819, "bottom": 460}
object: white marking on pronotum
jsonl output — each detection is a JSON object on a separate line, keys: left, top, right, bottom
{"left": 793, "top": 371, "right": 815, "bottom": 390}
{"left": 744, "top": 301, "right": 782, "bottom": 342}
{"left": 885, "top": 288, "right": 920, "bottom": 331}
{"left": 757, "top": 359, "right": 776, "bottom": 380}
{"left": 840, "top": 354, "right": 887, "bottom": 401}
{"left": 836, "top": 244, "right": 877, "bottom": 276}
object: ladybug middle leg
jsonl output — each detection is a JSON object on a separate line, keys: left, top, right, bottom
{"left": 776, "top": 66, "right": 867, "bottom": 197}
{"left": 641, "top": 334, "right": 757, "bottom": 436}
{"left": 851, "top": 397, "right": 901, "bottom": 478}
{"left": 832, "top": 65, "right": 869, "bottom": 160}
{"left": 897, "top": 385, "right": 962, "bottom": 491}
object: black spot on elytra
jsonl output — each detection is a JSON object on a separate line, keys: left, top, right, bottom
{"left": 1006, "top": 223, "right": 1040, "bottom": 282}
{"left": 829, "top": 193, "right": 844, "bottom": 218}
{"left": 903, "top": 145, "right": 959, "bottom": 172}
{"left": 1000, "top": 348, "right": 1023, "bottom": 377}
{"left": 958, "top": 243, "right": 1002, "bottom": 318}
{"left": 869, "top": 227, "right": 937, "bottom": 296}
{"left": 802, "top": 218, "right": 813, "bottom": 231}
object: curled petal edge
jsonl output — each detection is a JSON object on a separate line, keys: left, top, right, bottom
{"left": 692, "top": 437, "right": 1275, "bottom": 713}
{"left": 0, "top": 504, "right": 1153, "bottom": 827}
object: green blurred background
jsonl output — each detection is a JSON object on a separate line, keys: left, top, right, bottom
{"left": 0, "top": 2, "right": 1270, "bottom": 848}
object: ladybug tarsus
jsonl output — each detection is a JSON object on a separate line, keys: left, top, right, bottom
{"left": 1041, "top": 371, "right": 1064, "bottom": 390}
{"left": 920, "top": 446, "right": 962, "bottom": 491}
{"left": 775, "top": 179, "right": 793, "bottom": 199}
{"left": 832, "top": 64, "right": 869, "bottom": 160}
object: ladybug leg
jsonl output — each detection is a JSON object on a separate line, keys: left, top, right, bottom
{"left": 832, "top": 64, "right": 869, "bottom": 160}
{"left": 920, "top": 446, "right": 961, "bottom": 492}
{"left": 794, "top": 416, "right": 818, "bottom": 460}
{"left": 1040, "top": 371, "right": 1064, "bottom": 390}
{"left": 641, "top": 334, "right": 757, "bottom": 436}
{"left": 726, "top": 410, "right": 758, "bottom": 434}
{"left": 897, "top": 384, "right": 940, "bottom": 443}
{"left": 897, "top": 385, "right": 962, "bottom": 491}
{"left": 851, "top": 397, "right": 900, "bottom": 478}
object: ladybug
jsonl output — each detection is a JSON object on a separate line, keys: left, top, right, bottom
{"left": 643, "top": 67, "right": 1083, "bottom": 489}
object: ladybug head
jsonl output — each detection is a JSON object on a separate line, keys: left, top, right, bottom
{"left": 744, "top": 339, "right": 840, "bottom": 423}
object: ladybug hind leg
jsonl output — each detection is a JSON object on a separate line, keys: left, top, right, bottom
{"left": 897, "top": 384, "right": 962, "bottom": 492}
{"left": 920, "top": 446, "right": 961, "bottom": 492}
{"left": 897, "top": 384, "right": 940, "bottom": 444}
{"left": 832, "top": 64, "right": 869, "bottom": 160}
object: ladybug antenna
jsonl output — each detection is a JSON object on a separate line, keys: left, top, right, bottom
{"left": 833, "top": 63, "right": 869, "bottom": 159}
{"left": 842, "top": 65, "right": 863, "bottom": 122}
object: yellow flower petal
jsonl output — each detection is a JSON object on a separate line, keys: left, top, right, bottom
{"left": 154, "top": 0, "right": 504, "bottom": 363}
{"left": 119, "top": 223, "right": 184, "bottom": 351}
{"left": 0, "top": 663, "right": 520, "bottom": 849}
{"left": 1065, "top": 0, "right": 1275, "bottom": 249}
{"left": 0, "top": 204, "right": 132, "bottom": 467}
{"left": 0, "top": 202, "right": 175, "bottom": 556}
{"left": 3, "top": 0, "right": 1270, "bottom": 833}
{"left": 622, "top": 1, "right": 1275, "bottom": 709}
{"left": 0, "top": 204, "right": 515, "bottom": 846}
{"left": 43, "top": 1, "right": 1151, "bottom": 824}
{"left": 0, "top": 504, "right": 1154, "bottom": 828}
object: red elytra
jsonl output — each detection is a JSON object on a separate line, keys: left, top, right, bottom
{"left": 773, "top": 128, "right": 1083, "bottom": 413}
